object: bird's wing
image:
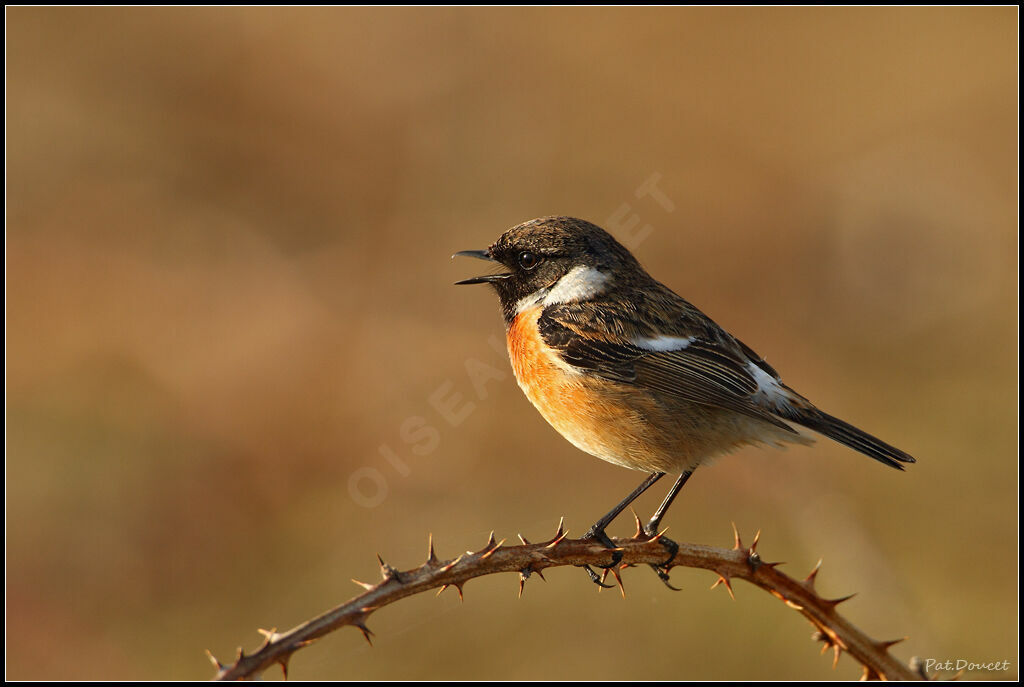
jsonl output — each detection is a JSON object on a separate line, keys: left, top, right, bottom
{"left": 538, "top": 297, "right": 800, "bottom": 433}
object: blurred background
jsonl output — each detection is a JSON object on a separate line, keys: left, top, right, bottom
{"left": 6, "top": 7, "right": 1017, "bottom": 681}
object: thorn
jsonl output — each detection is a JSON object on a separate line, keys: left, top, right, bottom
{"left": 257, "top": 627, "right": 281, "bottom": 649}
{"left": 376, "top": 554, "right": 404, "bottom": 583}
{"left": 609, "top": 566, "right": 626, "bottom": 598}
{"left": 517, "top": 563, "right": 548, "bottom": 587}
{"left": 436, "top": 581, "right": 465, "bottom": 602}
{"left": 731, "top": 522, "right": 742, "bottom": 550}
{"left": 427, "top": 533, "right": 438, "bottom": 565}
{"left": 205, "top": 650, "right": 224, "bottom": 670}
{"left": 875, "top": 637, "right": 906, "bottom": 652}
{"left": 277, "top": 652, "right": 291, "bottom": 680}
{"left": 784, "top": 599, "right": 805, "bottom": 611}
{"left": 824, "top": 593, "right": 856, "bottom": 609}
{"left": 518, "top": 533, "right": 531, "bottom": 545}
{"left": 439, "top": 553, "right": 464, "bottom": 573}
{"left": 481, "top": 530, "right": 497, "bottom": 553}
{"left": 648, "top": 526, "right": 669, "bottom": 544}
{"left": 352, "top": 620, "right": 374, "bottom": 646}
{"left": 545, "top": 528, "right": 569, "bottom": 548}
{"left": 480, "top": 538, "right": 506, "bottom": 560}
{"left": 235, "top": 646, "right": 245, "bottom": 661}
{"left": 805, "top": 558, "right": 823, "bottom": 589}
{"left": 550, "top": 516, "right": 565, "bottom": 543}
{"left": 761, "top": 560, "right": 785, "bottom": 570}
{"left": 750, "top": 529, "right": 761, "bottom": 553}
{"left": 352, "top": 578, "right": 376, "bottom": 591}
{"left": 710, "top": 574, "right": 735, "bottom": 600}
{"left": 631, "top": 508, "right": 645, "bottom": 538}
{"left": 544, "top": 524, "right": 569, "bottom": 552}
{"left": 811, "top": 628, "right": 844, "bottom": 664}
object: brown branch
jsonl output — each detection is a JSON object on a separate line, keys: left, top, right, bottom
{"left": 209, "top": 520, "right": 924, "bottom": 681}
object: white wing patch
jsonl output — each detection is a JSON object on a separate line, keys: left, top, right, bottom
{"left": 747, "top": 362, "right": 791, "bottom": 410}
{"left": 631, "top": 335, "right": 696, "bottom": 352}
{"left": 543, "top": 266, "right": 609, "bottom": 306}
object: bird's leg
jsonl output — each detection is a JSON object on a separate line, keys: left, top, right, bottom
{"left": 643, "top": 469, "right": 695, "bottom": 589}
{"left": 580, "top": 472, "right": 665, "bottom": 587}
{"left": 645, "top": 469, "right": 693, "bottom": 537}
{"left": 584, "top": 471, "right": 665, "bottom": 543}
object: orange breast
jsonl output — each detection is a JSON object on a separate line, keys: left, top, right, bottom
{"left": 506, "top": 306, "right": 659, "bottom": 470}
{"left": 506, "top": 307, "right": 564, "bottom": 415}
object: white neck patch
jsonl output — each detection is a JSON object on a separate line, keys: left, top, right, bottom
{"left": 542, "top": 265, "right": 609, "bottom": 306}
{"left": 514, "top": 290, "right": 545, "bottom": 315}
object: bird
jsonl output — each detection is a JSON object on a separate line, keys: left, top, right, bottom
{"left": 454, "top": 216, "right": 914, "bottom": 585}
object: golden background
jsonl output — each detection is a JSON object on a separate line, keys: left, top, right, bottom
{"left": 6, "top": 7, "right": 1017, "bottom": 680}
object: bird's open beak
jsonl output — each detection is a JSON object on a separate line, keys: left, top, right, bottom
{"left": 452, "top": 249, "right": 511, "bottom": 285}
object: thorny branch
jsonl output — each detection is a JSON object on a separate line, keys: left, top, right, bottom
{"left": 209, "top": 519, "right": 926, "bottom": 681}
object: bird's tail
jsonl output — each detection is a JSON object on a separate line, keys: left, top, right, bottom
{"left": 786, "top": 408, "right": 916, "bottom": 470}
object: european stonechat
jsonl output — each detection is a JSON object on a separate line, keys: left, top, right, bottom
{"left": 455, "top": 216, "right": 914, "bottom": 583}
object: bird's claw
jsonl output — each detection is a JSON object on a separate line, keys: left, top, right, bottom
{"left": 581, "top": 564, "right": 617, "bottom": 588}
{"left": 644, "top": 526, "right": 681, "bottom": 590}
{"left": 578, "top": 526, "right": 624, "bottom": 587}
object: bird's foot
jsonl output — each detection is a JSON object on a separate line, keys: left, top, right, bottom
{"left": 644, "top": 521, "right": 681, "bottom": 591}
{"left": 579, "top": 525, "right": 623, "bottom": 589}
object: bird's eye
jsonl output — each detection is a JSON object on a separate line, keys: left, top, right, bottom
{"left": 518, "top": 251, "right": 541, "bottom": 270}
